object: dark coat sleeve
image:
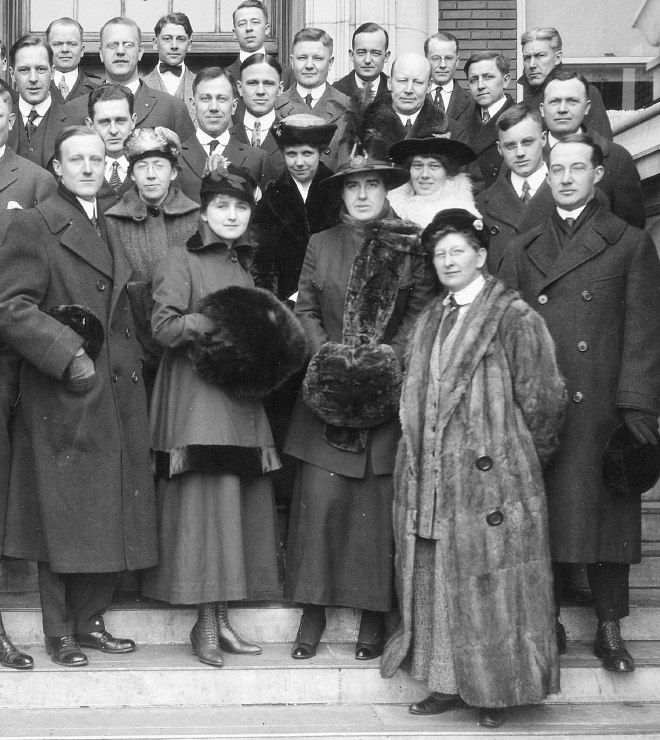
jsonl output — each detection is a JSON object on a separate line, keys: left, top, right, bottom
{"left": 294, "top": 235, "right": 328, "bottom": 354}
{"left": 586, "top": 85, "right": 613, "bottom": 141}
{"left": 605, "top": 146, "right": 645, "bottom": 230}
{"left": 250, "top": 201, "right": 279, "bottom": 295}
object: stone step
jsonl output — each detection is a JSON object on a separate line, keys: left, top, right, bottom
{"left": 2, "top": 703, "right": 660, "bottom": 739}
{"left": 1, "top": 641, "right": 660, "bottom": 710}
{"left": 3, "top": 591, "right": 660, "bottom": 645}
{"left": 643, "top": 501, "right": 660, "bottom": 541}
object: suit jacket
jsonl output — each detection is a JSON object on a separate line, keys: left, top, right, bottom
{"left": 498, "top": 199, "right": 660, "bottom": 563}
{"left": 49, "top": 69, "right": 100, "bottom": 106}
{"left": 274, "top": 85, "right": 350, "bottom": 171}
{"left": 333, "top": 71, "right": 388, "bottom": 101}
{"left": 142, "top": 64, "right": 196, "bottom": 126}
{"left": 175, "top": 133, "right": 277, "bottom": 204}
{"left": 543, "top": 129, "right": 645, "bottom": 229}
{"left": 0, "top": 147, "right": 58, "bottom": 210}
{"left": 6, "top": 98, "right": 70, "bottom": 172}
{"left": 476, "top": 165, "right": 555, "bottom": 273}
{"left": 427, "top": 80, "right": 474, "bottom": 128}
{"left": 65, "top": 80, "right": 196, "bottom": 142}
{"left": 518, "top": 63, "right": 613, "bottom": 141}
{"left": 97, "top": 172, "right": 136, "bottom": 215}
{"left": 229, "top": 114, "right": 286, "bottom": 178}
{"left": 464, "top": 94, "right": 516, "bottom": 190}
{"left": 0, "top": 190, "right": 157, "bottom": 571}
{"left": 225, "top": 56, "right": 295, "bottom": 91}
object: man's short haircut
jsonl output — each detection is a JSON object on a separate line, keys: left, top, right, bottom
{"left": 154, "top": 12, "right": 193, "bottom": 38}
{"left": 291, "top": 27, "right": 333, "bottom": 56}
{"left": 46, "top": 17, "right": 84, "bottom": 41}
{"left": 520, "top": 26, "right": 562, "bottom": 50}
{"left": 424, "top": 31, "right": 459, "bottom": 57}
{"left": 464, "top": 50, "right": 509, "bottom": 78}
{"left": 9, "top": 35, "right": 53, "bottom": 68}
{"left": 100, "top": 17, "right": 142, "bottom": 46}
{"left": 193, "top": 66, "right": 238, "bottom": 97}
{"left": 550, "top": 132, "right": 603, "bottom": 168}
{"left": 233, "top": 0, "right": 269, "bottom": 26}
{"left": 352, "top": 22, "right": 389, "bottom": 51}
{"left": 546, "top": 69, "right": 590, "bottom": 98}
{"left": 240, "top": 53, "right": 282, "bottom": 78}
{"left": 497, "top": 102, "right": 542, "bottom": 134}
{"left": 54, "top": 125, "right": 102, "bottom": 162}
{"left": 88, "top": 82, "right": 135, "bottom": 119}
{"left": 0, "top": 88, "right": 13, "bottom": 108}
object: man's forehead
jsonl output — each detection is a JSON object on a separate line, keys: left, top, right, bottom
{"left": 234, "top": 9, "right": 266, "bottom": 24}
{"left": 102, "top": 24, "right": 140, "bottom": 45}
{"left": 62, "top": 133, "right": 104, "bottom": 153}
{"left": 427, "top": 38, "right": 457, "bottom": 56}
{"left": 393, "top": 58, "right": 430, "bottom": 80}
{"left": 14, "top": 45, "right": 50, "bottom": 64}
{"left": 158, "top": 24, "right": 189, "bottom": 38}
{"left": 498, "top": 117, "right": 541, "bottom": 141}
{"left": 48, "top": 22, "right": 82, "bottom": 41}
{"left": 93, "top": 98, "right": 131, "bottom": 117}
{"left": 196, "top": 77, "right": 233, "bottom": 95}
{"left": 353, "top": 31, "right": 387, "bottom": 50}
{"left": 544, "top": 79, "right": 587, "bottom": 100}
{"left": 549, "top": 142, "right": 591, "bottom": 163}
{"left": 523, "top": 38, "right": 555, "bottom": 53}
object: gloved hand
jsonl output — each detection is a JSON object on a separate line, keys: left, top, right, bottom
{"left": 620, "top": 408, "right": 660, "bottom": 445}
{"left": 67, "top": 349, "right": 95, "bottom": 381}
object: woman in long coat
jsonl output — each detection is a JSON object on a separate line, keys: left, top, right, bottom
{"left": 381, "top": 209, "right": 565, "bottom": 728}
{"left": 284, "top": 133, "right": 437, "bottom": 659}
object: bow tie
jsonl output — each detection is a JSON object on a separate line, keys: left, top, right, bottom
{"left": 159, "top": 63, "right": 182, "bottom": 77}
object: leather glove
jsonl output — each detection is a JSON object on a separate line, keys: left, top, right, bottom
{"left": 620, "top": 408, "right": 660, "bottom": 445}
{"left": 67, "top": 349, "right": 95, "bottom": 381}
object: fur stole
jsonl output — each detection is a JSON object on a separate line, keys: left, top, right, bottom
{"left": 388, "top": 173, "right": 480, "bottom": 228}
{"left": 363, "top": 93, "right": 450, "bottom": 147}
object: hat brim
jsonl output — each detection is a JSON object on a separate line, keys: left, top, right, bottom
{"left": 274, "top": 126, "right": 337, "bottom": 152}
{"left": 389, "top": 137, "right": 476, "bottom": 167}
{"left": 319, "top": 163, "right": 410, "bottom": 192}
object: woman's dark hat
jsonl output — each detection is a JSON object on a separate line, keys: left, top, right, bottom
{"left": 124, "top": 126, "right": 181, "bottom": 168}
{"left": 603, "top": 424, "right": 660, "bottom": 497}
{"left": 389, "top": 134, "right": 476, "bottom": 167}
{"left": 422, "top": 208, "right": 489, "bottom": 251}
{"left": 272, "top": 114, "right": 337, "bottom": 151}
{"left": 200, "top": 156, "right": 259, "bottom": 206}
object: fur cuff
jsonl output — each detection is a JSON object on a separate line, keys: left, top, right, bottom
{"left": 46, "top": 304, "right": 105, "bottom": 360}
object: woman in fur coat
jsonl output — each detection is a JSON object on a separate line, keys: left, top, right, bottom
{"left": 141, "top": 160, "right": 281, "bottom": 667}
{"left": 381, "top": 209, "right": 565, "bottom": 728}
{"left": 387, "top": 136, "right": 480, "bottom": 227}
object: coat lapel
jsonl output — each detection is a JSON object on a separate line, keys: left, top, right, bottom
{"left": 541, "top": 222, "right": 608, "bottom": 288}
{"left": 483, "top": 175, "right": 523, "bottom": 228}
{"left": 134, "top": 82, "right": 158, "bottom": 127}
{"left": 43, "top": 101, "right": 68, "bottom": 168}
{"left": 223, "top": 137, "right": 248, "bottom": 168}
{"left": 181, "top": 135, "right": 207, "bottom": 178}
{"left": 0, "top": 148, "right": 19, "bottom": 194}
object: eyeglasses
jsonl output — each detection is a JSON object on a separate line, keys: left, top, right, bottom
{"left": 500, "top": 137, "right": 540, "bottom": 152}
{"left": 548, "top": 164, "right": 593, "bottom": 178}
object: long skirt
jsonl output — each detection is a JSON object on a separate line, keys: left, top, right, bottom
{"left": 141, "top": 471, "right": 280, "bottom": 604}
{"left": 284, "top": 458, "right": 395, "bottom": 612}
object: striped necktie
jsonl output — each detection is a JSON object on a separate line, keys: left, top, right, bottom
{"left": 520, "top": 180, "right": 531, "bottom": 205}
{"left": 109, "top": 161, "right": 122, "bottom": 194}
{"left": 251, "top": 120, "right": 261, "bottom": 147}
{"left": 26, "top": 108, "right": 39, "bottom": 140}
{"left": 434, "top": 86, "right": 445, "bottom": 110}
{"left": 59, "top": 76, "right": 70, "bottom": 99}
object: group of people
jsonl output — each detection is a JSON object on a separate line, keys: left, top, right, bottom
{"left": 0, "top": 0, "right": 659, "bottom": 730}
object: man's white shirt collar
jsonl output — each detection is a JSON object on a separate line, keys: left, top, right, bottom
{"left": 240, "top": 47, "right": 267, "bottom": 62}
{"left": 355, "top": 74, "right": 382, "bottom": 92}
{"left": 19, "top": 95, "right": 52, "bottom": 119}
{"left": 395, "top": 107, "right": 421, "bottom": 127}
{"left": 157, "top": 62, "right": 186, "bottom": 95}
{"left": 0, "top": 145, "right": 6, "bottom": 159}
{"left": 297, "top": 82, "right": 326, "bottom": 104}
{"left": 76, "top": 197, "right": 97, "bottom": 220}
{"left": 55, "top": 69, "right": 79, "bottom": 90}
{"left": 431, "top": 78, "right": 454, "bottom": 94}
{"left": 105, "top": 155, "right": 129, "bottom": 181}
{"left": 557, "top": 204, "right": 588, "bottom": 221}
{"left": 243, "top": 108, "right": 276, "bottom": 134}
{"left": 481, "top": 95, "right": 508, "bottom": 120}
{"left": 510, "top": 164, "right": 547, "bottom": 198}
{"left": 197, "top": 127, "right": 231, "bottom": 153}
{"left": 444, "top": 273, "right": 486, "bottom": 310}
{"left": 121, "top": 79, "right": 141, "bottom": 95}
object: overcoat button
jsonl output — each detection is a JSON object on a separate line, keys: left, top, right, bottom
{"left": 324, "top": 148, "right": 331, "bottom": 155}
{"left": 582, "top": 290, "right": 592, "bottom": 301}
{"left": 573, "top": 391, "right": 584, "bottom": 403}
{"left": 112, "top": 372, "right": 119, "bottom": 382}
{"left": 486, "top": 510, "right": 504, "bottom": 527}
{"left": 109, "top": 329, "right": 113, "bottom": 336}
{"left": 476, "top": 455, "right": 493, "bottom": 471}
{"left": 538, "top": 294, "right": 548, "bottom": 304}
{"left": 97, "top": 280, "right": 106, "bottom": 291}
{"left": 132, "top": 372, "right": 139, "bottom": 383}
{"left": 490, "top": 225, "right": 499, "bottom": 235}
{"left": 578, "top": 341, "right": 588, "bottom": 352}
{"left": 125, "top": 327, "right": 131, "bottom": 338}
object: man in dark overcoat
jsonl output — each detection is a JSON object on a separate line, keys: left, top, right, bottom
{"left": 499, "top": 133, "right": 660, "bottom": 674}
{"left": 477, "top": 103, "right": 554, "bottom": 272}
{"left": 0, "top": 126, "right": 157, "bottom": 667}
{"left": 333, "top": 23, "right": 390, "bottom": 103}
{"left": 46, "top": 17, "right": 100, "bottom": 105}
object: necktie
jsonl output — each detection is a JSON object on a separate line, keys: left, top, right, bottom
{"left": 404, "top": 118, "right": 412, "bottom": 130}
{"left": 304, "top": 93, "right": 313, "bottom": 108}
{"left": 209, "top": 139, "right": 219, "bottom": 155}
{"left": 565, "top": 217, "right": 575, "bottom": 228}
{"left": 109, "top": 160, "right": 122, "bottom": 194}
{"left": 159, "top": 63, "right": 182, "bottom": 77}
{"left": 59, "top": 76, "right": 70, "bottom": 99}
{"left": 25, "top": 108, "right": 39, "bottom": 140}
{"left": 251, "top": 120, "right": 261, "bottom": 147}
{"left": 364, "top": 82, "right": 374, "bottom": 104}
{"left": 90, "top": 212, "right": 101, "bottom": 237}
{"left": 520, "top": 180, "right": 532, "bottom": 205}
{"left": 439, "top": 295, "right": 459, "bottom": 346}
{"left": 482, "top": 108, "right": 491, "bottom": 124}
{"left": 434, "top": 86, "right": 445, "bottom": 111}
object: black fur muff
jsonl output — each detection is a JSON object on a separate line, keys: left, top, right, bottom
{"left": 189, "top": 286, "right": 309, "bottom": 400}
{"left": 46, "top": 305, "right": 105, "bottom": 361}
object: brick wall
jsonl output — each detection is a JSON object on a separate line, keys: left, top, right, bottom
{"left": 437, "top": 1, "right": 518, "bottom": 88}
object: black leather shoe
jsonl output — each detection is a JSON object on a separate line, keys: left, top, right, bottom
{"left": 409, "top": 693, "right": 467, "bottom": 715}
{"left": 292, "top": 605, "right": 326, "bottom": 660}
{"left": 44, "top": 635, "right": 88, "bottom": 667}
{"left": 556, "top": 618, "right": 567, "bottom": 655}
{"left": 479, "top": 707, "right": 507, "bottom": 728}
{"left": 75, "top": 630, "right": 135, "bottom": 654}
{"left": 594, "top": 620, "right": 635, "bottom": 672}
{"left": 355, "top": 642, "right": 383, "bottom": 660}
{"left": 0, "top": 634, "right": 34, "bottom": 669}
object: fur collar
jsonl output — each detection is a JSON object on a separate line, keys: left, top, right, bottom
{"left": 105, "top": 185, "right": 200, "bottom": 222}
{"left": 388, "top": 173, "right": 479, "bottom": 227}
{"left": 363, "top": 93, "right": 450, "bottom": 147}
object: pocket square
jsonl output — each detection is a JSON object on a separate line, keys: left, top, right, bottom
{"left": 6, "top": 201, "right": 23, "bottom": 209}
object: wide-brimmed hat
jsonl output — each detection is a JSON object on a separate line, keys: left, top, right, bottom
{"left": 321, "top": 134, "right": 410, "bottom": 192}
{"left": 200, "top": 156, "right": 259, "bottom": 206}
{"left": 272, "top": 114, "right": 337, "bottom": 151}
{"left": 389, "top": 134, "right": 476, "bottom": 167}
{"left": 124, "top": 126, "right": 181, "bottom": 168}
{"left": 422, "top": 208, "right": 489, "bottom": 251}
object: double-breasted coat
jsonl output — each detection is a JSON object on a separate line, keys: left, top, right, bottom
{"left": 498, "top": 200, "right": 660, "bottom": 563}
{"left": 0, "top": 191, "right": 158, "bottom": 573}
